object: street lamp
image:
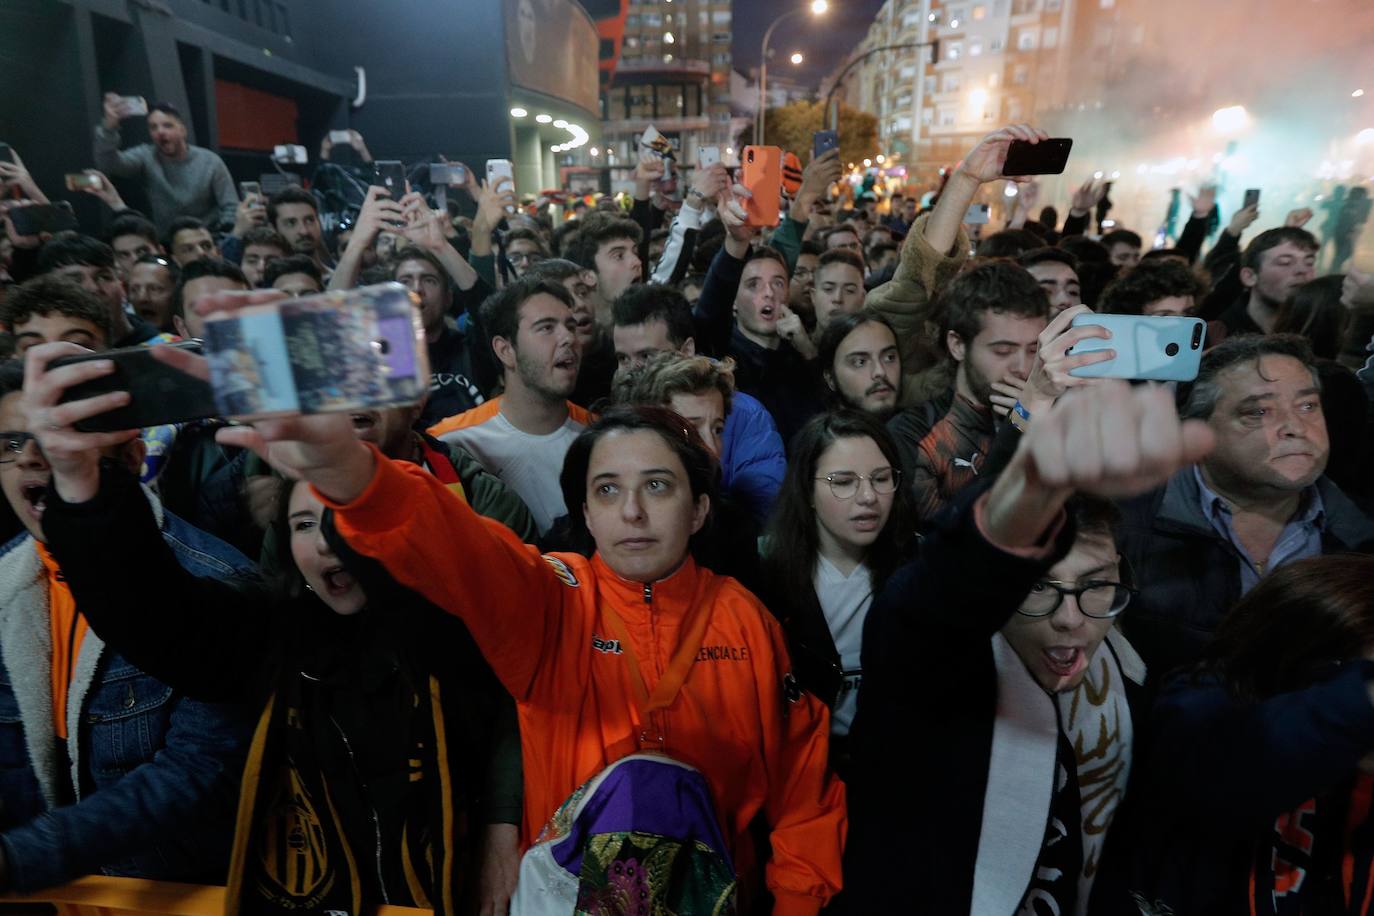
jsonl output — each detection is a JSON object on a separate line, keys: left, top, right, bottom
{"left": 1211, "top": 105, "right": 1249, "bottom": 134}
{"left": 790, "top": 52, "right": 804, "bottom": 65}
{"left": 756, "top": 1, "right": 830, "bottom": 146}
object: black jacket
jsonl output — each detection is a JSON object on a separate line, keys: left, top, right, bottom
{"left": 844, "top": 486, "right": 1151, "bottom": 914}
{"left": 1116, "top": 469, "right": 1374, "bottom": 679}
{"left": 1132, "top": 662, "right": 1374, "bottom": 915}
{"left": 44, "top": 464, "right": 520, "bottom": 908}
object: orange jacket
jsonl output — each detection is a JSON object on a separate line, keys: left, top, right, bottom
{"left": 322, "top": 452, "right": 846, "bottom": 916}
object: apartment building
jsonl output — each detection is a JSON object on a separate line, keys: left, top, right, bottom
{"left": 596, "top": 0, "right": 735, "bottom": 186}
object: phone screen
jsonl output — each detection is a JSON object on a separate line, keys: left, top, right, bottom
{"left": 1243, "top": 188, "right": 1261, "bottom": 209}
{"left": 329, "top": 130, "right": 353, "bottom": 144}
{"left": 239, "top": 181, "right": 262, "bottom": 200}
{"left": 1002, "top": 138, "right": 1074, "bottom": 176}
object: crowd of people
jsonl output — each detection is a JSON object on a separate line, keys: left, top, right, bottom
{"left": 0, "top": 97, "right": 1371, "bottom": 916}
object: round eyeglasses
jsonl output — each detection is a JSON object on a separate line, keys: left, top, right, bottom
{"left": 814, "top": 467, "right": 901, "bottom": 500}
{"left": 1017, "top": 579, "right": 1136, "bottom": 619}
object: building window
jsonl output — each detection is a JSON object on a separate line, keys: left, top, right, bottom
{"left": 922, "top": 107, "right": 934, "bottom": 126}
{"left": 1047, "top": 0, "right": 1061, "bottom": 8}
{"left": 712, "top": 52, "right": 730, "bottom": 65}
{"left": 623, "top": 35, "right": 640, "bottom": 49}
{"left": 943, "top": 73, "right": 961, "bottom": 92}
{"left": 903, "top": 9, "right": 923, "bottom": 27}
{"left": 712, "top": 10, "right": 731, "bottom": 23}
{"left": 947, "top": 40, "right": 962, "bottom": 59}
{"left": 1012, "top": 64, "right": 1029, "bottom": 84}
{"left": 987, "top": 72, "right": 999, "bottom": 87}
{"left": 897, "top": 93, "right": 913, "bottom": 107}
{"left": 969, "top": 40, "right": 982, "bottom": 56}
{"left": 625, "top": 14, "right": 639, "bottom": 28}
{"left": 924, "top": 75, "right": 937, "bottom": 94}
{"left": 948, "top": 6, "right": 966, "bottom": 23}
{"left": 1043, "top": 26, "right": 1058, "bottom": 48}
{"left": 712, "top": 31, "right": 731, "bottom": 42}
{"left": 939, "top": 108, "right": 956, "bottom": 126}
{"left": 1017, "top": 29, "right": 1038, "bottom": 50}
{"left": 973, "top": 4, "right": 988, "bottom": 18}
{"left": 1006, "top": 97, "right": 1024, "bottom": 120}
{"left": 1100, "top": 0, "right": 1115, "bottom": 6}
{"left": 896, "top": 116, "right": 913, "bottom": 130}
{"left": 900, "top": 64, "right": 917, "bottom": 78}
{"left": 990, "top": 37, "right": 1005, "bottom": 51}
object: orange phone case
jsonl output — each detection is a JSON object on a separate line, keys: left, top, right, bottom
{"left": 741, "top": 146, "right": 782, "bottom": 227}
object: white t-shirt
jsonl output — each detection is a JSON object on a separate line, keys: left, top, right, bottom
{"left": 813, "top": 555, "right": 874, "bottom": 736}
{"left": 430, "top": 397, "right": 591, "bottom": 535}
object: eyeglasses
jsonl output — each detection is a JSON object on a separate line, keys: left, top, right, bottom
{"left": 1017, "top": 579, "right": 1137, "bottom": 619}
{"left": 814, "top": 467, "right": 901, "bottom": 500}
{"left": 0, "top": 431, "right": 36, "bottom": 464}
{"left": 508, "top": 252, "right": 545, "bottom": 264}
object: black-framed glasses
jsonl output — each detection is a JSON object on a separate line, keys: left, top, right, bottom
{"left": 815, "top": 467, "right": 901, "bottom": 500}
{"left": 0, "top": 431, "right": 37, "bottom": 464}
{"left": 1017, "top": 579, "right": 1137, "bottom": 619}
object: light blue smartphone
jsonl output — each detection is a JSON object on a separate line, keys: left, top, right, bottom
{"left": 1067, "top": 314, "right": 1207, "bottom": 382}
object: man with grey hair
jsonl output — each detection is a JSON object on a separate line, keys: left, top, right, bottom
{"left": 1115, "top": 333, "right": 1374, "bottom": 676}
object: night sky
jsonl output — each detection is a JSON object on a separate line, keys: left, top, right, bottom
{"left": 731, "top": 0, "right": 888, "bottom": 89}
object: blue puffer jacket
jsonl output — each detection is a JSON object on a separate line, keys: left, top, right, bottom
{"left": 0, "top": 492, "right": 257, "bottom": 891}
{"left": 720, "top": 390, "right": 786, "bottom": 524}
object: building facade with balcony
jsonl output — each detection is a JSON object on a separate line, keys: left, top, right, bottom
{"left": 586, "top": 0, "right": 735, "bottom": 191}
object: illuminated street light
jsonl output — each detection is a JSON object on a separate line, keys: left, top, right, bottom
{"left": 590, "top": 147, "right": 600, "bottom": 157}
{"left": 757, "top": 1, "right": 829, "bottom": 145}
{"left": 928, "top": 12, "right": 936, "bottom": 20}
{"left": 510, "top": 107, "right": 528, "bottom": 118}
{"left": 1111, "top": 170, "right": 1121, "bottom": 179}
{"left": 863, "top": 158, "right": 872, "bottom": 167}
{"left": 950, "top": 18, "right": 960, "bottom": 27}
{"left": 664, "top": 31, "right": 674, "bottom": 44}
{"left": 1355, "top": 89, "right": 1366, "bottom": 98}
{"left": 876, "top": 154, "right": 886, "bottom": 163}
{"left": 726, "top": 147, "right": 735, "bottom": 156}
{"left": 1211, "top": 105, "right": 1249, "bottom": 134}
{"left": 790, "top": 52, "right": 804, "bottom": 65}
{"left": 536, "top": 113, "right": 553, "bottom": 124}
{"left": 1093, "top": 170, "right": 1104, "bottom": 180}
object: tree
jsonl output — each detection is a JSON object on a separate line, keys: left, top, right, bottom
{"left": 740, "top": 101, "right": 879, "bottom": 166}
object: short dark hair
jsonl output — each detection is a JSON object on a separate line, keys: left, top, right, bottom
{"left": 0, "top": 359, "right": 24, "bottom": 400}
{"left": 1098, "top": 258, "right": 1204, "bottom": 316}
{"left": 165, "top": 216, "right": 210, "bottom": 250}
{"left": 172, "top": 258, "right": 249, "bottom": 320}
{"left": 1242, "top": 226, "right": 1319, "bottom": 273}
{"left": 743, "top": 245, "right": 788, "bottom": 273}
{"left": 524, "top": 258, "right": 586, "bottom": 285}
{"left": 1038, "top": 206, "right": 1059, "bottom": 228}
{"left": 132, "top": 253, "right": 179, "bottom": 283}
{"left": 263, "top": 253, "right": 323, "bottom": 290}
{"left": 479, "top": 276, "right": 575, "bottom": 354}
{"left": 1067, "top": 494, "right": 1121, "bottom": 542}
{"left": 551, "top": 219, "right": 582, "bottom": 258}
{"left": 148, "top": 102, "right": 183, "bottom": 122}
{"left": 867, "top": 241, "right": 899, "bottom": 261}
{"left": 1141, "top": 248, "right": 1189, "bottom": 263}
{"left": 506, "top": 227, "right": 551, "bottom": 257}
{"left": 940, "top": 260, "right": 1049, "bottom": 346}
{"left": 105, "top": 213, "right": 159, "bottom": 248}
{"left": 36, "top": 233, "right": 115, "bottom": 275}
{"left": 976, "top": 229, "right": 1042, "bottom": 259}
{"left": 816, "top": 248, "right": 864, "bottom": 276}
{"left": 1179, "top": 334, "right": 1320, "bottom": 421}
{"left": 0, "top": 275, "right": 114, "bottom": 342}
{"left": 241, "top": 226, "right": 290, "bottom": 254}
{"left": 824, "top": 225, "right": 861, "bottom": 244}
{"left": 1058, "top": 235, "right": 1112, "bottom": 265}
{"left": 816, "top": 308, "right": 900, "bottom": 394}
{"left": 799, "top": 240, "right": 824, "bottom": 259}
{"left": 1101, "top": 228, "right": 1143, "bottom": 252}
{"left": 390, "top": 246, "right": 451, "bottom": 294}
{"left": 611, "top": 284, "right": 694, "bottom": 345}
{"left": 563, "top": 215, "right": 642, "bottom": 271}
{"left": 1018, "top": 246, "right": 1080, "bottom": 274}
{"left": 266, "top": 187, "right": 320, "bottom": 226}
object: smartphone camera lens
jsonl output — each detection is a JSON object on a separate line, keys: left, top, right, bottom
{"left": 1165, "top": 342, "right": 1180, "bottom": 357}
{"left": 747, "top": 150, "right": 754, "bottom": 163}
{"left": 1191, "top": 324, "right": 1204, "bottom": 349}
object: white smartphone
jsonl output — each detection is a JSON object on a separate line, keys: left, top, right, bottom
{"left": 486, "top": 159, "right": 516, "bottom": 212}
{"left": 119, "top": 95, "right": 148, "bottom": 117}
{"left": 698, "top": 146, "right": 721, "bottom": 168}
{"left": 1067, "top": 314, "right": 1207, "bottom": 382}
{"left": 328, "top": 130, "right": 352, "bottom": 144}
{"left": 964, "top": 203, "right": 991, "bottom": 224}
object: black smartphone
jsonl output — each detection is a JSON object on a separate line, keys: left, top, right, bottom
{"left": 53, "top": 342, "right": 217, "bottom": 433}
{"left": 812, "top": 130, "right": 839, "bottom": 160}
{"left": 1243, "top": 188, "right": 1261, "bottom": 209}
{"left": 1002, "top": 138, "right": 1074, "bottom": 176}
{"left": 374, "top": 160, "right": 407, "bottom": 197}
{"left": 0, "top": 143, "right": 12, "bottom": 164}
{"left": 8, "top": 203, "right": 79, "bottom": 236}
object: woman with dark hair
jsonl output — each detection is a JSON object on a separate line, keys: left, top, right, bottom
{"left": 36, "top": 463, "right": 521, "bottom": 914}
{"left": 760, "top": 411, "right": 914, "bottom": 760}
{"left": 154, "top": 395, "right": 845, "bottom": 912}
{"left": 1132, "top": 554, "right": 1374, "bottom": 915}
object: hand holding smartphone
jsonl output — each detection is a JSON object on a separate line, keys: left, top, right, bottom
{"left": 54, "top": 342, "right": 216, "bottom": 433}
{"left": 1002, "top": 138, "right": 1073, "bottom": 176}
{"left": 740, "top": 146, "right": 782, "bottom": 227}
{"left": 374, "top": 160, "right": 407, "bottom": 198}
{"left": 64, "top": 173, "right": 104, "bottom": 193}
{"left": 485, "top": 159, "right": 516, "bottom": 212}
{"left": 1066, "top": 314, "right": 1206, "bottom": 382}
{"left": 812, "top": 130, "right": 839, "bottom": 161}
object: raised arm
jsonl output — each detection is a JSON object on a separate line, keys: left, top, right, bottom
{"left": 328, "top": 186, "right": 405, "bottom": 291}
{"left": 92, "top": 94, "right": 147, "bottom": 178}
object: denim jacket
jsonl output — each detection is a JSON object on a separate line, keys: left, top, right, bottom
{"left": 0, "top": 488, "right": 257, "bottom": 891}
